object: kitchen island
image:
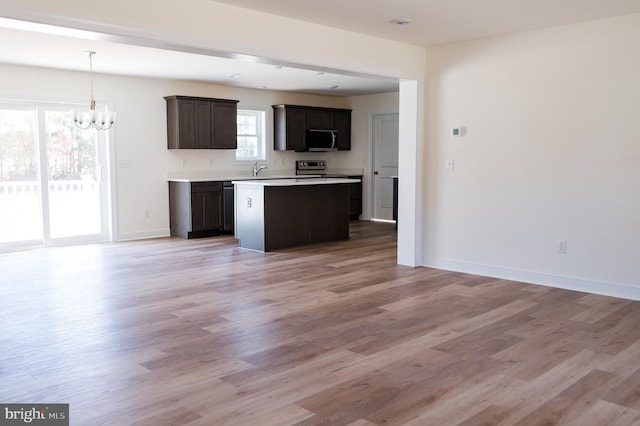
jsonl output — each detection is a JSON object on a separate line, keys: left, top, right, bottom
{"left": 233, "top": 178, "right": 360, "bottom": 252}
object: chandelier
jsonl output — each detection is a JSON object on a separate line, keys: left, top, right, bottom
{"left": 72, "top": 51, "right": 116, "bottom": 130}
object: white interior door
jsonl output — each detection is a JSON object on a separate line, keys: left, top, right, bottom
{"left": 372, "top": 113, "right": 399, "bottom": 221}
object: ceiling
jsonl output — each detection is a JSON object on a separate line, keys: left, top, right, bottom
{"left": 213, "top": 0, "right": 640, "bottom": 47}
{"left": 0, "top": 24, "right": 398, "bottom": 97}
{"left": 1, "top": 0, "right": 640, "bottom": 97}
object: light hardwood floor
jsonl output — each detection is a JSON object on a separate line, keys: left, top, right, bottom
{"left": 1, "top": 221, "right": 640, "bottom": 425}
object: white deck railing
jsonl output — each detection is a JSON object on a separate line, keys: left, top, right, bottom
{"left": 0, "top": 179, "right": 101, "bottom": 244}
{"left": 0, "top": 180, "right": 97, "bottom": 195}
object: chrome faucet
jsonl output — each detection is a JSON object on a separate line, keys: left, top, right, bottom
{"left": 253, "top": 162, "right": 268, "bottom": 176}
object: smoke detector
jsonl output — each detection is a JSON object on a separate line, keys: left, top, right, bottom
{"left": 390, "top": 18, "right": 413, "bottom": 25}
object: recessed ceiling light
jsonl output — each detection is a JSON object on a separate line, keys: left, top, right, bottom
{"left": 228, "top": 73, "right": 241, "bottom": 79}
{"left": 271, "top": 66, "right": 282, "bottom": 70}
{"left": 256, "top": 85, "right": 268, "bottom": 89}
{"left": 390, "top": 18, "right": 412, "bottom": 25}
{"left": 315, "top": 72, "right": 325, "bottom": 75}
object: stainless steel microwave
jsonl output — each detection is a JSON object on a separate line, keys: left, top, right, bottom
{"left": 306, "top": 129, "right": 337, "bottom": 151}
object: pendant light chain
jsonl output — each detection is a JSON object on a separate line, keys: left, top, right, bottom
{"left": 89, "top": 51, "right": 96, "bottom": 111}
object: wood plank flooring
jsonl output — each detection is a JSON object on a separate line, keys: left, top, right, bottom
{"left": 1, "top": 221, "right": 640, "bottom": 425}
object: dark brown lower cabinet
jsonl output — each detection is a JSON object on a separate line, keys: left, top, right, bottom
{"left": 265, "top": 184, "right": 349, "bottom": 251}
{"left": 347, "top": 176, "right": 362, "bottom": 220}
{"left": 308, "top": 184, "right": 350, "bottom": 243}
{"left": 169, "top": 181, "right": 223, "bottom": 239}
{"left": 263, "top": 186, "right": 310, "bottom": 250}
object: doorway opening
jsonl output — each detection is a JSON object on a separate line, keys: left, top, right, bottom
{"left": 371, "top": 113, "right": 399, "bottom": 223}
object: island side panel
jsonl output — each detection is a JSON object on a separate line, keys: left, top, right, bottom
{"left": 308, "top": 184, "right": 350, "bottom": 244}
{"left": 169, "top": 181, "right": 191, "bottom": 238}
{"left": 235, "top": 183, "right": 265, "bottom": 251}
{"left": 264, "top": 186, "right": 310, "bottom": 251}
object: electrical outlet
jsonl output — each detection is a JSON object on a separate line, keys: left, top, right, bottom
{"left": 558, "top": 240, "right": 567, "bottom": 254}
{"left": 144, "top": 208, "right": 150, "bottom": 219}
{"left": 246, "top": 198, "right": 252, "bottom": 208}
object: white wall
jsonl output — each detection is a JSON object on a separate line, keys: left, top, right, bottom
{"left": 0, "top": 62, "right": 398, "bottom": 240}
{"left": 423, "top": 13, "right": 640, "bottom": 299}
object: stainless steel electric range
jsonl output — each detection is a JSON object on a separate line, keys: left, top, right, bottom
{"left": 295, "top": 160, "right": 349, "bottom": 178}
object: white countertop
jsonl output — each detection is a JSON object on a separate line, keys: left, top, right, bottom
{"left": 167, "top": 174, "right": 320, "bottom": 182}
{"left": 165, "top": 168, "right": 363, "bottom": 182}
{"left": 232, "top": 177, "right": 360, "bottom": 186}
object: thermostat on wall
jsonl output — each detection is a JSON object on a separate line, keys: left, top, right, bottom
{"left": 451, "top": 126, "right": 465, "bottom": 137}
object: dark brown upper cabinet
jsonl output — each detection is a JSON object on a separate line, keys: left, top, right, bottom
{"left": 333, "top": 109, "right": 352, "bottom": 151}
{"left": 272, "top": 104, "right": 352, "bottom": 151}
{"left": 165, "top": 96, "right": 239, "bottom": 149}
{"left": 305, "top": 108, "right": 334, "bottom": 130}
{"left": 273, "top": 105, "right": 307, "bottom": 151}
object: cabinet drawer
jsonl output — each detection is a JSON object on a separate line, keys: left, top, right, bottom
{"left": 191, "top": 182, "right": 222, "bottom": 193}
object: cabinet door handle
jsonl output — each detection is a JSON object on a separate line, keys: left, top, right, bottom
{"left": 374, "top": 171, "right": 379, "bottom": 175}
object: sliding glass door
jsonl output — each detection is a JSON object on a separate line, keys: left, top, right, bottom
{"left": 0, "top": 104, "right": 41, "bottom": 245}
{"left": 43, "top": 108, "right": 105, "bottom": 239}
{"left": 0, "top": 101, "right": 110, "bottom": 250}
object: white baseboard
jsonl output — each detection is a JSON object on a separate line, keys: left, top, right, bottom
{"left": 117, "top": 229, "right": 170, "bottom": 241}
{"left": 422, "top": 257, "right": 640, "bottom": 301}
